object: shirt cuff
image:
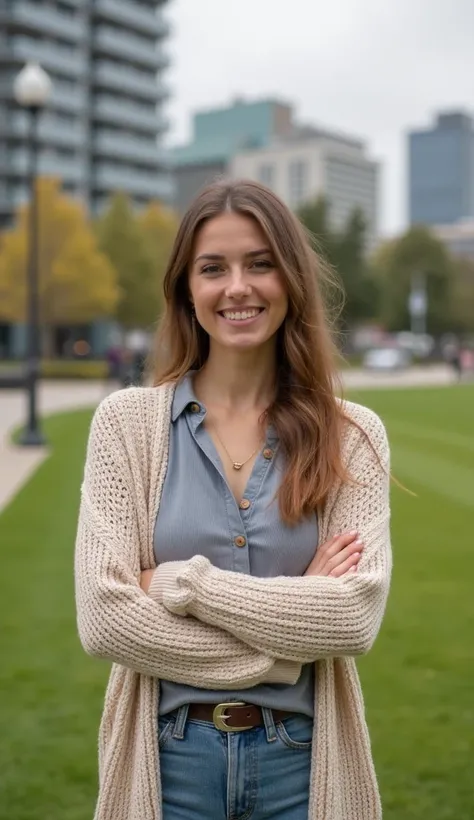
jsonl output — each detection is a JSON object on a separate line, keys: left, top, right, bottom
{"left": 147, "top": 561, "right": 189, "bottom": 606}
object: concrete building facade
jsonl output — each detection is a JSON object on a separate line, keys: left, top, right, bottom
{"left": 0, "top": 0, "right": 172, "bottom": 228}
{"left": 172, "top": 97, "right": 294, "bottom": 214}
{"left": 172, "top": 98, "right": 379, "bottom": 249}
{"left": 230, "top": 128, "right": 379, "bottom": 248}
{"left": 433, "top": 219, "right": 474, "bottom": 260}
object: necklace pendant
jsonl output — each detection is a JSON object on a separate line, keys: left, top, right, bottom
{"left": 233, "top": 462, "right": 243, "bottom": 471}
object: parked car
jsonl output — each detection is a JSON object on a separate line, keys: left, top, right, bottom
{"left": 362, "top": 347, "right": 411, "bottom": 372}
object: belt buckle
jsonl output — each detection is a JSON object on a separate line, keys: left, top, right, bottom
{"left": 213, "top": 701, "right": 253, "bottom": 732}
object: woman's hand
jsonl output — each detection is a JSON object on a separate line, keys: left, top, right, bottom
{"left": 140, "top": 569, "right": 155, "bottom": 593}
{"left": 140, "top": 532, "right": 362, "bottom": 593}
{"left": 304, "top": 531, "right": 363, "bottom": 578}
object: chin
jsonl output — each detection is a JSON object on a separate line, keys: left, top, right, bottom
{"left": 214, "top": 332, "right": 275, "bottom": 352}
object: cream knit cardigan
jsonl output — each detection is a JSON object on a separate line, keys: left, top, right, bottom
{"left": 75, "top": 383, "right": 391, "bottom": 820}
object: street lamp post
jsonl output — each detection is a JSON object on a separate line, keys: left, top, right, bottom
{"left": 408, "top": 272, "right": 428, "bottom": 337}
{"left": 14, "top": 63, "right": 52, "bottom": 446}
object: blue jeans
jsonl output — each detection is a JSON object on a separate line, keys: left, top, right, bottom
{"left": 158, "top": 704, "right": 313, "bottom": 819}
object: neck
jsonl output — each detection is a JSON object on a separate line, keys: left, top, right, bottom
{"left": 194, "top": 344, "right": 277, "bottom": 413}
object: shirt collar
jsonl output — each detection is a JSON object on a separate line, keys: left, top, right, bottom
{"left": 171, "top": 371, "right": 278, "bottom": 442}
{"left": 171, "top": 372, "right": 203, "bottom": 422}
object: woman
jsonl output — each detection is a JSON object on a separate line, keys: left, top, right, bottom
{"left": 75, "top": 180, "right": 391, "bottom": 820}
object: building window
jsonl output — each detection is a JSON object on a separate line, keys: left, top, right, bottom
{"left": 258, "top": 163, "right": 274, "bottom": 188}
{"left": 288, "top": 159, "right": 307, "bottom": 208}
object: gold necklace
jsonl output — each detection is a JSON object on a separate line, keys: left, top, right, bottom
{"left": 212, "top": 426, "right": 263, "bottom": 471}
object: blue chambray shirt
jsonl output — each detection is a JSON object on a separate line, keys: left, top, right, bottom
{"left": 154, "top": 372, "right": 318, "bottom": 717}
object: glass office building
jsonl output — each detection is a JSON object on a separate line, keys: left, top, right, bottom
{"left": 408, "top": 112, "right": 474, "bottom": 226}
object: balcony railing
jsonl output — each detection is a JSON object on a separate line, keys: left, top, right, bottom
{"left": 94, "top": 132, "right": 168, "bottom": 165}
{"left": 10, "top": 112, "right": 84, "bottom": 148}
{"left": 11, "top": 37, "right": 85, "bottom": 77}
{"left": 93, "top": 27, "right": 168, "bottom": 70}
{"left": 94, "top": 0, "right": 169, "bottom": 38}
{"left": 94, "top": 96, "right": 166, "bottom": 134}
{"left": 94, "top": 162, "right": 173, "bottom": 199}
{"left": 93, "top": 61, "right": 166, "bottom": 101}
{"left": 7, "top": 151, "right": 84, "bottom": 183}
{"left": 50, "top": 85, "right": 86, "bottom": 114}
{"left": 6, "top": 2, "right": 84, "bottom": 42}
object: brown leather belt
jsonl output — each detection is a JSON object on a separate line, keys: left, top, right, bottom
{"left": 187, "top": 701, "right": 293, "bottom": 732}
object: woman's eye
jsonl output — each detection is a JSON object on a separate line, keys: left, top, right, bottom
{"left": 251, "top": 259, "right": 274, "bottom": 270}
{"left": 201, "top": 264, "right": 223, "bottom": 275}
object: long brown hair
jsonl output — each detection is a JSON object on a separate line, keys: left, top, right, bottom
{"left": 149, "top": 179, "right": 350, "bottom": 523}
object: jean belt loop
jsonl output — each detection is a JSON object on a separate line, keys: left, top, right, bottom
{"left": 172, "top": 704, "right": 189, "bottom": 739}
{"left": 262, "top": 707, "right": 277, "bottom": 743}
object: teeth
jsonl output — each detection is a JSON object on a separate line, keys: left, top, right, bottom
{"left": 222, "top": 309, "right": 261, "bottom": 321}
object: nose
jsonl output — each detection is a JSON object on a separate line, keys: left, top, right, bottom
{"left": 225, "top": 267, "right": 252, "bottom": 300}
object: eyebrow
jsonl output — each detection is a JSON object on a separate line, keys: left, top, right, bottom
{"left": 194, "top": 248, "right": 272, "bottom": 264}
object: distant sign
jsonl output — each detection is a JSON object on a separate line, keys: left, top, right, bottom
{"left": 408, "top": 289, "right": 427, "bottom": 317}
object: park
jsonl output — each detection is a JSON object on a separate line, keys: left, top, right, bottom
{"left": 0, "top": 378, "right": 472, "bottom": 820}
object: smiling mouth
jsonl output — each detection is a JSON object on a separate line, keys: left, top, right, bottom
{"left": 218, "top": 308, "right": 264, "bottom": 321}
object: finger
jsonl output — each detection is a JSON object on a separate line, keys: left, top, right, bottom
{"left": 329, "top": 551, "right": 361, "bottom": 578}
{"left": 326, "top": 541, "right": 364, "bottom": 573}
{"left": 319, "top": 535, "right": 361, "bottom": 572}
{"left": 321, "top": 531, "right": 359, "bottom": 559}
{"left": 320, "top": 533, "right": 341, "bottom": 549}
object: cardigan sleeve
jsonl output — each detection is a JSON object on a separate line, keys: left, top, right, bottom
{"left": 152, "top": 410, "right": 392, "bottom": 664}
{"left": 74, "top": 396, "right": 302, "bottom": 689}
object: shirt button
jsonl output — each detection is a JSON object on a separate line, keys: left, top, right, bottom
{"left": 234, "top": 535, "right": 247, "bottom": 548}
{"left": 263, "top": 447, "right": 274, "bottom": 460}
{"left": 189, "top": 402, "right": 200, "bottom": 413}
{"left": 239, "top": 499, "right": 251, "bottom": 510}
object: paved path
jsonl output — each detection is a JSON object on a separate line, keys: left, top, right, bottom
{"left": 0, "top": 380, "right": 119, "bottom": 514}
{"left": 0, "top": 365, "right": 459, "bottom": 515}
{"left": 342, "top": 363, "right": 458, "bottom": 390}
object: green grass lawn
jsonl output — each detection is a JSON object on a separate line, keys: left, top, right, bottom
{"left": 0, "top": 385, "right": 473, "bottom": 820}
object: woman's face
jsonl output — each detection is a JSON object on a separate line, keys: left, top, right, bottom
{"left": 188, "top": 212, "right": 288, "bottom": 353}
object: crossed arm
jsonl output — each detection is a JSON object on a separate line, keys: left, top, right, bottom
{"left": 75, "top": 397, "right": 391, "bottom": 686}
{"left": 142, "top": 417, "right": 391, "bottom": 664}
{"left": 75, "top": 399, "right": 301, "bottom": 689}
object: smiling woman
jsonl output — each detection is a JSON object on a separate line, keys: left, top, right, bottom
{"left": 75, "top": 179, "right": 392, "bottom": 820}
{"left": 189, "top": 212, "right": 289, "bottom": 351}
{"left": 151, "top": 179, "right": 352, "bottom": 523}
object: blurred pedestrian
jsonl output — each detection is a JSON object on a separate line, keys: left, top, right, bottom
{"left": 105, "top": 344, "right": 123, "bottom": 382}
{"left": 443, "top": 339, "right": 462, "bottom": 381}
{"left": 75, "top": 180, "right": 392, "bottom": 820}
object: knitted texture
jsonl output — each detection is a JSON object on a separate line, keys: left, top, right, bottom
{"left": 75, "top": 384, "right": 391, "bottom": 820}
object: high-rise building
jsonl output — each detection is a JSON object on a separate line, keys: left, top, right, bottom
{"left": 172, "top": 98, "right": 379, "bottom": 250}
{"left": 0, "top": 0, "right": 172, "bottom": 228}
{"left": 231, "top": 127, "right": 379, "bottom": 250}
{"left": 172, "top": 97, "right": 294, "bottom": 214}
{"left": 408, "top": 111, "right": 474, "bottom": 226}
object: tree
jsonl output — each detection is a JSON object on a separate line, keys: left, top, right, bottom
{"left": 449, "top": 256, "right": 474, "bottom": 333}
{"left": 298, "top": 197, "right": 378, "bottom": 326}
{"left": 332, "top": 208, "right": 379, "bottom": 324}
{"left": 373, "top": 226, "right": 452, "bottom": 334}
{"left": 298, "top": 196, "right": 334, "bottom": 264}
{"left": 96, "top": 193, "right": 158, "bottom": 330}
{"left": 0, "top": 177, "right": 119, "bottom": 329}
{"left": 137, "top": 201, "right": 178, "bottom": 320}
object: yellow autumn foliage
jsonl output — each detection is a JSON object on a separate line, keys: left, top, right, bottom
{"left": 0, "top": 177, "right": 119, "bottom": 324}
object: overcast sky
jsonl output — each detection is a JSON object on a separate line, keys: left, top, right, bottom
{"left": 166, "top": 0, "right": 474, "bottom": 235}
